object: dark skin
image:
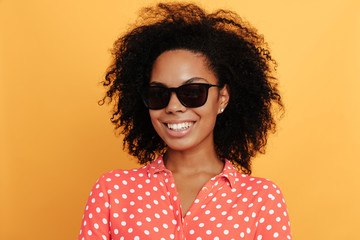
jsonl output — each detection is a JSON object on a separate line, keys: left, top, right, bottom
{"left": 164, "top": 148, "right": 225, "bottom": 217}
{"left": 149, "top": 50, "right": 230, "bottom": 217}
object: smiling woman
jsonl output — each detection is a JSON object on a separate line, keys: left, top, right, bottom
{"left": 78, "top": 2, "right": 290, "bottom": 240}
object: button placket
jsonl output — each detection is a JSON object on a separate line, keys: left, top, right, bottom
{"left": 162, "top": 170, "right": 185, "bottom": 238}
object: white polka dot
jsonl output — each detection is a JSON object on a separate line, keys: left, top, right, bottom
{"left": 122, "top": 180, "right": 127, "bottom": 185}
{"left": 170, "top": 234, "right": 175, "bottom": 239}
{"left": 238, "top": 210, "right": 243, "bottom": 215}
{"left": 240, "top": 232, "right": 245, "bottom": 238}
{"left": 88, "top": 213, "right": 93, "bottom": 218}
{"left": 259, "top": 218, "right": 265, "bottom": 223}
{"left": 144, "top": 230, "right": 150, "bottom": 235}
{"left": 266, "top": 225, "right": 272, "bottom": 230}
{"left": 210, "top": 217, "right": 216, "bottom": 221}
{"left": 282, "top": 225, "right": 287, "bottom": 230}
{"left": 269, "top": 209, "right": 274, "bottom": 214}
{"left": 244, "top": 216, "right": 249, "bottom": 222}
{"left": 130, "top": 214, "right": 134, "bottom": 219}
{"left": 247, "top": 227, "right": 251, "bottom": 234}
{"left": 87, "top": 230, "right": 92, "bottom": 236}
{"left": 94, "top": 223, "right": 99, "bottom": 229}
{"left": 163, "top": 223, "right": 168, "bottom": 229}
{"left": 206, "top": 230, "right": 212, "bottom": 235}
{"left": 205, "top": 210, "right": 211, "bottom": 214}
{"left": 234, "top": 224, "right": 239, "bottom": 228}
{"left": 114, "top": 229, "right": 119, "bottom": 234}
{"left": 121, "top": 221, "right": 126, "bottom": 226}
{"left": 227, "top": 216, "right": 233, "bottom": 220}
{"left": 274, "top": 232, "right": 279, "bottom": 238}
{"left": 190, "top": 229, "right": 195, "bottom": 234}
{"left": 199, "top": 223, "right": 205, "bottom": 227}
{"left": 224, "top": 229, "right": 229, "bottom": 235}
{"left": 137, "top": 221, "right": 142, "bottom": 226}
{"left": 257, "top": 235, "right": 262, "bottom": 240}
{"left": 217, "top": 223, "right": 222, "bottom": 228}
{"left": 128, "top": 228, "right": 133, "bottom": 233}
{"left": 276, "top": 217, "right": 281, "bottom": 222}
{"left": 102, "top": 218, "right": 107, "bottom": 224}
{"left": 114, "top": 185, "right": 119, "bottom": 190}
{"left": 122, "top": 208, "right": 127, "bottom": 212}
{"left": 242, "top": 198, "right": 248, "bottom": 202}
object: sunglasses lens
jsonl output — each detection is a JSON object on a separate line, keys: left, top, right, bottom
{"left": 146, "top": 87, "right": 169, "bottom": 109}
{"left": 178, "top": 84, "right": 207, "bottom": 107}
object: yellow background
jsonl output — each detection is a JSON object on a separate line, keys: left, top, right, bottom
{"left": 1, "top": 0, "right": 359, "bottom": 239}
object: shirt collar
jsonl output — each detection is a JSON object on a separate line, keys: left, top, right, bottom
{"left": 147, "top": 155, "right": 240, "bottom": 188}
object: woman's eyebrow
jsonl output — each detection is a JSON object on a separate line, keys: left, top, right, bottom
{"left": 184, "top": 77, "right": 209, "bottom": 84}
{"left": 149, "top": 77, "right": 209, "bottom": 86}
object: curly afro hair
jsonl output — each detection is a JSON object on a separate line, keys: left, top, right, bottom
{"left": 100, "top": 2, "right": 284, "bottom": 175}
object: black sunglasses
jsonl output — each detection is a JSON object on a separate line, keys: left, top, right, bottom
{"left": 142, "top": 83, "right": 219, "bottom": 110}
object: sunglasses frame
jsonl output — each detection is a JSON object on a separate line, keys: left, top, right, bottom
{"left": 143, "top": 83, "right": 219, "bottom": 110}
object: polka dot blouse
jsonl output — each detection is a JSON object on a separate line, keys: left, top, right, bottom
{"left": 78, "top": 156, "right": 291, "bottom": 240}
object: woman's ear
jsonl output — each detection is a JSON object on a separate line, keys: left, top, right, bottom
{"left": 218, "top": 84, "right": 230, "bottom": 114}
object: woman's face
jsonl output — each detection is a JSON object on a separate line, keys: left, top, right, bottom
{"left": 149, "top": 49, "right": 229, "bottom": 153}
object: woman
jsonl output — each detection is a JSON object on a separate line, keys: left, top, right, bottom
{"left": 79, "top": 3, "right": 291, "bottom": 240}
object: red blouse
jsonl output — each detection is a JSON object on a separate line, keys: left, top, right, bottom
{"left": 78, "top": 156, "right": 291, "bottom": 240}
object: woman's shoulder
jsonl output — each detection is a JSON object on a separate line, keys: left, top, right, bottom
{"left": 91, "top": 164, "right": 151, "bottom": 190}
{"left": 234, "top": 172, "right": 286, "bottom": 199}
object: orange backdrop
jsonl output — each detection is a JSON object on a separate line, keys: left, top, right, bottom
{"left": 1, "top": 0, "right": 359, "bottom": 239}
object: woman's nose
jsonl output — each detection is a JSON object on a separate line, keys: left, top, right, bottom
{"left": 165, "top": 92, "right": 186, "bottom": 113}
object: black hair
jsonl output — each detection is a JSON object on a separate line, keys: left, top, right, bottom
{"left": 100, "top": 2, "right": 283, "bottom": 175}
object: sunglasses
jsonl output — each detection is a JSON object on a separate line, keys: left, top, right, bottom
{"left": 143, "top": 83, "right": 219, "bottom": 110}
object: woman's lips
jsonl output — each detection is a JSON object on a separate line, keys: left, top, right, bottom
{"left": 163, "top": 121, "right": 195, "bottom": 137}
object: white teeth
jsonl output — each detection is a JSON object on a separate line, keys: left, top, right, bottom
{"left": 167, "top": 122, "right": 193, "bottom": 131}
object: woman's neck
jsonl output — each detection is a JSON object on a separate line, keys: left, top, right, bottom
{"left": 163, "top": 147, "right": 224, "bottom": 175}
